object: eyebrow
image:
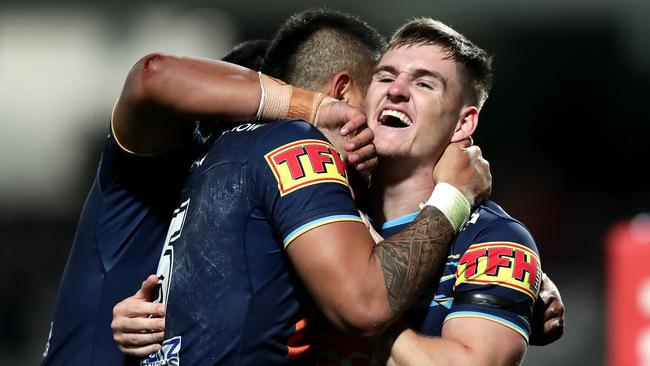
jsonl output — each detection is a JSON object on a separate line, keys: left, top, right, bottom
{"left": 374, "top": 65, "right": 447, "bottom": 88}
{"left": 373, "top": 65, "right": 399, "bottom": 75}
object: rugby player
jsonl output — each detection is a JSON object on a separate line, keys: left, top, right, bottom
{"left": 316, "top": 18, "right": 560, "bottom": 365}
{"left": 40, "top": 40, "right": 297, "bottom": 366}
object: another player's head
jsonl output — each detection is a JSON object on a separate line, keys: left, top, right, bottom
{"left": 200, "top": 39, "right": 270, "bottom": 136}
{"left": 222, "top": 39, "right": 270, "bottom": 70}
{"left": 365, "top": 18, "right": 493, "bottom": 169}
{"left": 261, "top": 9, "right": 385, "bottom": 108}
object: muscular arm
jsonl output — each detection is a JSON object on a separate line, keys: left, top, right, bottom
{"left": 288, "top": 205, "right": 454, "bottom": 337}
{"left": 288, "top": 140, "right": 489, "bottom": 337}
{"left": 113, "top": 53, "right": 261, "bottom": 154}
{"left": 385, "top": 318, "right": 526, "bottom": 366}
{"left": 112, "top": 53, "right": 375, "bottom": 169}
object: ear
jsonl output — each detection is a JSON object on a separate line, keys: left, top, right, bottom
{"left": 325, "top": 71, "right": 354, "bottom": 101}
{"left": 450, "top": 106, "right": 479, "bottom": 143}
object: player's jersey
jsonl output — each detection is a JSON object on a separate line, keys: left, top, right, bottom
{"left": 144, "top": 120, "right": 363, "bottom": 366}
{"left": 385, "top": 201, "right": 541, "bottom": 340}
{"left": 42, "top": 132, "right": 198, "bottom": 366}
{"left": 315, "top": 201, "right": 541, "bottom": 366}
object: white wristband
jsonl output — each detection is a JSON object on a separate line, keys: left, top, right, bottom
{"left": 423, "top": 182, "right": 471, "bottom": 232}
{"left": 254, "top": 71, "right": 265, "bottom": 120}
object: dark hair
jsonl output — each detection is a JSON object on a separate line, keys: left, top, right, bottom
{"left": 388, "top": 18, "right": 493, "bottom": 109}
{"left": 199, "top": 39, "right": 271, "bottom": 136}
{"left": 221, "top": 39, "right": 270, "bottom": 70}
{"left": 260, "top": 8, "right": 386, "bottom": 92}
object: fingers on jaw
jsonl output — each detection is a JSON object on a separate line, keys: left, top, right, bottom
{"left": 348, "top": 129, "right": 374, "bottom": 147}
{"left": 342, "top": 115, "right": 367, "bottom": 135}
{"left": 360, "top": 157, "right": 378, "bottom": 171}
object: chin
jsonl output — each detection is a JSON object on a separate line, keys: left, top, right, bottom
{"left": 376, "top": 146, "right": 410, "bottom": 161}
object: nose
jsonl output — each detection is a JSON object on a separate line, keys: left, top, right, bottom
{"left": 387, "top": 73, "right": 411, "bottom": 102}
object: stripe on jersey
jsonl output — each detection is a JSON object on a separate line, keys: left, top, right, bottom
{"left": 283, "top": 214, "right": 363, "bottom": 248}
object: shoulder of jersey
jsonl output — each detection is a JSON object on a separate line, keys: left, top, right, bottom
{"left": 220, "top": 119, "right": 316, "bottom": 137}
{"left": 208, "top": 120, "right": 331, "bottom": 168}
{"left": 462, "top": 200, "right": 524, "bottom": 231}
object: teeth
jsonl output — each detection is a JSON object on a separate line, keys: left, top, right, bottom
{"left": 380, "top": 109, "right": 412, "bottom": 126}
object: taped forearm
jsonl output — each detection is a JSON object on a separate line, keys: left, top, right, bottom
{"left": 256, "top": 73, "right": 336, "bottom": 125}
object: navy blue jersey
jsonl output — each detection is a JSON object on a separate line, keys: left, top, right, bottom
{"left": 314, "top": 201, "right": 541, "bottom": 366}
{"left": 42, "top": 132, "right": 197, "bottom": 366}
{"left": 382, "top": 201, "right": 541, "bottom": 341}
{"left": 144, "top": 120, "right": 362, "bottom": 366}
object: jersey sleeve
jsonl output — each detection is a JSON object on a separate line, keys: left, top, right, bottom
{"left": 249, "top": 120, "right": 363, "bottom": 248}
{"left": 99, "top": 129, "right": 200, "bottom": 194}
{"left": 93, "top": 129, "right": 200, "bottom": 268}
{"left": 446, "top": 219, "right": 542, "bottom": 342}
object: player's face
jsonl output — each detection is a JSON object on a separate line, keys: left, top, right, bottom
{"left": 365, "top": 44, "right": 466, "bottom": 163}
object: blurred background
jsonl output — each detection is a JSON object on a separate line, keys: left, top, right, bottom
{"left": 1, "top": 0, "right": 648, "bottom": 364}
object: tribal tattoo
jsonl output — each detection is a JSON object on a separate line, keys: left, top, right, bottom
{"left": 375, "top": 206, "right": 456, "bottom": 314}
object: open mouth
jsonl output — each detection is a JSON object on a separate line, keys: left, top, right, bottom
{"left": 379, "top": 109, "right": 412, "bottom": 128}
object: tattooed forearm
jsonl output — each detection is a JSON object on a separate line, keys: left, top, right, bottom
{"left": 374, "top": 206, "right": 456, "bottom": 314}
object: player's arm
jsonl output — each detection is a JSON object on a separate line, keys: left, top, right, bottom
{"left": 287, "top": 140, "right": 489, "bottom": 337}
{"left": 289, "top": 205, "right": 453, "bottom": 337}
{"left": 384, "top": 318, "right": 526, "bottom": 366}
{"left": 112, "top": 53, "right": 259, "bottom": 154}
{"left": 381, "top": 216, "right": 541, "bottom": 365}
{"left": 112, "top": 53, "right": 372, "bottom": 161}
{"left": 375, "top": 237, "right": 541, "bottom": 366}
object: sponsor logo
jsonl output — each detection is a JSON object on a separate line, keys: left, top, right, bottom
{"left": 264, "top": 139, "right": 349, "bottom": 196}
{"left": 222, "top": 122, "right": 265, "bottom": 134}
{"left": 141, "top": 336, "right": 181, "bottom": 366}
{"left": 455, "top": 242, "right": 541, "bottom": 299}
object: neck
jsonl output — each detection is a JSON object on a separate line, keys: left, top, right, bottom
{"left": 370, "top": 157, "right": 435, "bottom": 225}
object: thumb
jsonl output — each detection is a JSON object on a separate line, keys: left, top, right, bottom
{"left": 313, "top": 96, "right": 340, "bottom": 128}
{"left": 134, "top": 274, "right": 159, "bottom": 301}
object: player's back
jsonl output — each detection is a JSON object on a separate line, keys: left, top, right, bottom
{"left": 148, "top": 120, "right": 361, "bottom": 366}
{"left": 42, "top": 133, "right": 196, "bottom": 366}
